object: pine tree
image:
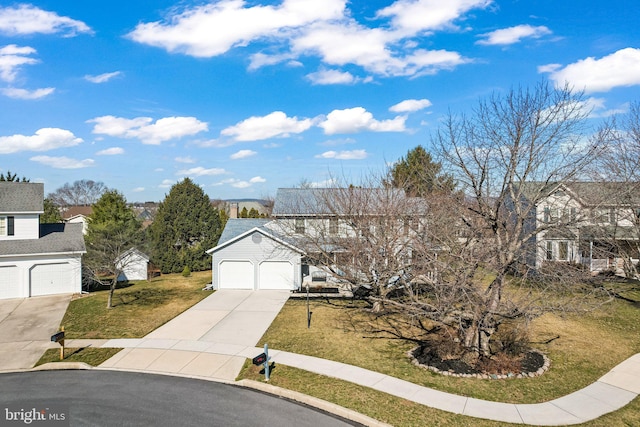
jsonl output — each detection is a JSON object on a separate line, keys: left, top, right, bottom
{"left": 389, "top": 145, "right": 455, "bottom": 197}
{"left": 150, "top": 178, "right": 222, "bottom": 273}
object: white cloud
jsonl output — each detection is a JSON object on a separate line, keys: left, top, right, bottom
{"left": 214, "top": 176, "right": 266, "bottom": 188}
{"left": 476, "top": 24, "right": 551, "bottom": 46}
{"left": 132, "top": 187, "right": 145, "bottom": 192}
{"left": 0, "top": 4, "right": 92, "bottom": 36}
{"left": 250, "top": 176, "right": 266, "bottom": 183}
{"left": 318, "top": 107, "right": 406, "bottom": 134}
{"left": 221, "top": 111, "right": 313, "bottom": 141}
{"left": 159, "top": 179, "right": 174, "bottom": 188}
{"left": 319, "top": 137, "right": 356, "bottom": 146}
{"left": 96, "top": 147, "right": 124, "bottom": 155}
{"left": 376, "top": 0, "right": 492, "bottom": 34}
{"left": 389, "top": 98, "right": 432, "bottom": 113}
{"left": 177, "top": 166, "right": 227, "bottom": 176}
{"left": 0, "top": 87, "right": 54, "bottom": 99}
{"left": 84, "top": 71, "right": 122, "bottom": 83}
{"left": 126, "top": 0, "right": 479, "bottom": 79}
{"left": 175, "top": 156, "right": 196, "bottom": 163}
{"left": 0, "top": 44, "right": 38, "bottom": 82}
{"left": 0, "top": 128, "right": 82, "bottom": 154}
{"left": 541, "top": 48, "right": 640, "bottom": 93}
{"left": 230, "top": 149, "right": 257, "bottom": 159}
{"left": 88, "top": 115, "right": 208, "bottom": 145}
{"left": 30, "top": 156, "right": 94, "bottom": 169}
{"left": 306, "top": 68, "right": 358, "bottom": 85}
{"left": 127, "top": 0, "right": 346, "bottom": 57}
{"left": 315, "top": 149, "right": 368, "bottom": 160}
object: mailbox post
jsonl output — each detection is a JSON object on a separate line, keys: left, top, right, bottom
{"left": 252, "top": 343, "right": 271, "bottom": 381}
{"left": 50, "top": 327, "right": 65, "bottom": 360}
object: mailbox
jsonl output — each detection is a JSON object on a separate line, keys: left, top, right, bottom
{"left": 51, "top": 331, "right": 65, "bottom": 343}
{"left": 252, "top": 353, "right": 267, "bottom": 366}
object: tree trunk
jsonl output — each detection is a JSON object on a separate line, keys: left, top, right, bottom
{"left": 107, "top": 278, "right": 117, "bottom": 309}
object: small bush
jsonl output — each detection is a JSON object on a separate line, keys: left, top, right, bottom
{"left": 181, "top": 266, "right": 191, "bottom": 277}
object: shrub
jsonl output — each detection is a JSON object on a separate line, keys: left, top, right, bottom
{"left": 182, "top": 266, "right": 191, "bottom": 277}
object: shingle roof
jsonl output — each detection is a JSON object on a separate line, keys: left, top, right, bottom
{"left": 61, "top": 205, "right": 93, "bottom": 219}
{"left": 0, "top": 182, "right": 44, "bottom": 213}
{"left": 271, "top": 187, "right": 409, "bottom": 216}
{"left": 217, "top": 218, "right": 271, "bottom": 245}
{"left": 0, "top": 223, "right": 86, "bottom": 257}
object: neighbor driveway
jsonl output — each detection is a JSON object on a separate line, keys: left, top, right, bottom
{"left": 0, "top": 295, "right": 70, "bottom": 370}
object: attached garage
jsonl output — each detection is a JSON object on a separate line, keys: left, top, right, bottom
{"left": 0, "top": 265, "right": 21, "bottom": 299}
{"left": 208, "top": 219, "right": 303, "bottom": 291}
{"left": 30, "top": 263, "right": 77, "bottom": 297}
{"left": 259, "top": 261, "right": 295, "bottom": 290}
{"left": 219, "top": 260, "right": 254, "bottom": 289}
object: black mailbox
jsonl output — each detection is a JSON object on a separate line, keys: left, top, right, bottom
{"left": 252, "top": 353, "right": 266, "bottom": 366}
{"left": 51, "top": 331, "right": 65, "bottom": 343}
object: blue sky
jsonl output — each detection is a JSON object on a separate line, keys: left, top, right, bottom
{"left": 1, "top": 0, "right": 639, "bottom": 202}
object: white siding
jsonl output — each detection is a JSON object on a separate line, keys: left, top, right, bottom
{"left": 0, "top": 254, "right": 82, "bottom": 299}
{"left": 0, "top": 214, "right": 40, "bottom": 240}
{"left": 212, "top": 231, "right": 301, "bottom": 290}
{"left": 117, "top": 252, "right": 148, "bottom": 281}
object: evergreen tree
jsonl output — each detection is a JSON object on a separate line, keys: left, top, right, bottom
{"left": 389, "top": 145, "right": 455, "bottom": 197}
{"left": 239, "top": 206, "right": 249, "bottom": 218}
{"left": 248, "top": 207, "right": 260, "bottom": 218}
{"left": 0, "top": 171, "right": 29, "bottom": 182}
{"left": 41, "top": 198, "right": 62, "bottom": 223}
{"left": 150, "top": 178, "right": 222, "bottom": 273}
{"left": 84, "top": 190, "right": 143, "bottom": 309}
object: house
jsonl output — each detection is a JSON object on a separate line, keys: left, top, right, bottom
{"left": 116, "top": 248, "right": 150, "bottom": 281}
{"left": 61, "top": 205, "right": 93, "bottom": 235}
{"left": 207, "top": 187, "right": 425, "bottom": 291}
{"left": 0, "top": 182, "right": 86, "bottom": 299}
{"left": 206, "top": 218, "right": 304, "bottom": 290}
{"left": 522, "top": 182, "right": 640, "bottom": 274}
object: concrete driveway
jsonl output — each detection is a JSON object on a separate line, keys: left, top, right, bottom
{"left": 0, "top": 295, "right": 71, "bottom": 370}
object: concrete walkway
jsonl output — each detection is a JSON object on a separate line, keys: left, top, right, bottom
{"left": 97, "top": 289, "right": 291, "bottom": 381}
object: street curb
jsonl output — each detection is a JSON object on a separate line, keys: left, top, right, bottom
{"left": 236, "top": 379, "right": 392, "bottom": 427}
{"left": 31, "top": 362, "right": 93, "bottom": 371}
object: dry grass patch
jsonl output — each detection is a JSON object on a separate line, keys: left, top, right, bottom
{"left": 60, "top": 271, "right": 212, "bottom": 339}
{"left": 252, "top": 297, "right": 640, "bottom": 404}
{"left": 36, "top": 347, "right": 122, "bottom": 367}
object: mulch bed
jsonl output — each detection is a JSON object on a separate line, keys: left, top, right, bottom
{"left": 412, "top": 345, "right": 546, "bottom": 376}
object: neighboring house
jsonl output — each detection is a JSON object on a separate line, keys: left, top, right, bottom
{"left": 61, "top": 205, "right": 93, "bottom": 235}
{"left": 116, "top": 248, "right": 150, "bottom": 281}
{"left": 207, "top": 187, "right": 424, "bottom": 291}
{"left": 0, "top": 183, "right": 86, "bottom": 299}
{"left": 521, "top": 182, "right": 640, "bottom": 274}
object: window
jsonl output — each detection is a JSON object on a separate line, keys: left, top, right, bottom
{"left": 559, "top": 241, "right": 568, "bottom": 261}
{"left": 0, "top": 217, "right": 5, "bottom": 236}
{"left": 546, "top": 241, "right": 553, "bottom": 260}
{"left": 544, "top": 207, "right": 551, "bottom": 223}
{"left": 294, "top": 219, "right": 305, "bottom": 234}
{"left": 329, "top": 218, "right": 338, "bottom": 235}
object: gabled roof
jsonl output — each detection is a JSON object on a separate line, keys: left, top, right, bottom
{"left": 116, "top": 247, "right": 150, "bottom": 262}
{"left": 207, "top": 218, "right": 303, "bottom": 254}
{"left": 0, "top": 223, "right": 86, "bottom": 257}
{"left": 520, "top": 181, "right": 640, "bottom": 207}
{"left": 271, "top": 187, "right": 410, "bottom": 217}
{"left": 61, "top": 205, "right": 93, "bottom": 219}
{"left": 0, "top": 182, "right": 44, "bottom": 213}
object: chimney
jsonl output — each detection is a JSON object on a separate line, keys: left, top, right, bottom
{"left": 230, "top": 203, "right": 238, "bottom": 219}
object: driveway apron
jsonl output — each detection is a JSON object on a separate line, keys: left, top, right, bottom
{"left": 100, "top": 290, "right": 290, "bottom": 381}
{"left": 0, "top": 295, "right": 70, "bottom": 370}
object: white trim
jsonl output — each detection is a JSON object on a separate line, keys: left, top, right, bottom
{"left": 207, "top": 227, "right": 304, "bottom": 255}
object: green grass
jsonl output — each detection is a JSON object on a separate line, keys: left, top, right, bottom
{"left": 36, "top": 347, "right": 122, "bottom": 367}
{"left": 60, "top": 271, "right": 212, "bottom": 339}
{"left": 238, "top": 295, "right": 640, "bottom": 426}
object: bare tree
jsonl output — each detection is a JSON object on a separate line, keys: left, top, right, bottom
{"left": 428, "top": 82, "right": 607, "bottom": 355}
{"left": 48, "top": 179, "right": 108, "bottom": 207}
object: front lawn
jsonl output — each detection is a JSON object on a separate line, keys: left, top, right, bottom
{"left": 239, "top": 291, "right": 640, "bottom": 426}
{"left": 60, "top": 270, "right": 212, "bottom": 339}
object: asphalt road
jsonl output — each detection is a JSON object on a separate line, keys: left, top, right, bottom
{"left": 0, "top": 370, "right": 362, "bottom": 427}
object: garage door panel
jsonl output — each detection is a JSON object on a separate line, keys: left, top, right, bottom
{"left": 0, "top": 266, "right": 21, "bottom": 299}
{"left": 30, "top": 263, "right": 76, "bottom": 297}
{"left": 259, "top": 261, "right": 294, "bottom": 290}
{"left": 219, "top": 261, "right": 254, "bottom": 289}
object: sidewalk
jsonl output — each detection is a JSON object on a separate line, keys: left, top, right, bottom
{"left": 64, "top": 337, "right": 640, "bottom": 426}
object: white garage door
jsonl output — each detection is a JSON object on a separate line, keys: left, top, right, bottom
{"left": 30, "top": 263, "right": 76, "bottom": 297}
{"left": 0, "top": 265, "right": 21, "bottom": 299}
{"left": 219, "top": 261, "right": 254, "bottom": 289}
{"left": 259, "top": 261, "right": 294, "bottom": 290}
